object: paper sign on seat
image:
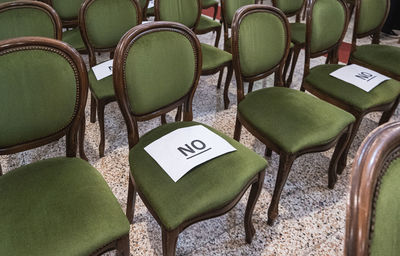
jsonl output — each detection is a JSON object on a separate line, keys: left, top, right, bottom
{"left": 144, "top": 125, "right": 236, "bottom": 182}
{"left": 148, "top": 0, "right": 154, "bottom": 8}
{"left": 329, "top": 64, "right": 390, "bottom": 92}
{"left": 92, "top": 59, "right": 113, "bottom": 80}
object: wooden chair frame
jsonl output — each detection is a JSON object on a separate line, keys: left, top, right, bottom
{"left": 0, "top": 36, "right": 129, "bottom": 255}
{"left": 41, "top": 0, "right": 81, "bottom": 28}
{"left": 301, "top": 0, "right": 399, "bottom": 177}
{"left": 345, "top": 121, "right": 400, "bottom": 256}
{"left": 113, "top": 21, "right": 265, "bottom": 255}
{"left": 232, "top": 4, "right": 353, "bottom": 225}
{"left": 79, "top": 0, "right": 142, "bottom": 157}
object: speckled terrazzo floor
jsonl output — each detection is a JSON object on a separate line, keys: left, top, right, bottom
{"left": 1, "top": 4, "right": 400, "bottom": 256}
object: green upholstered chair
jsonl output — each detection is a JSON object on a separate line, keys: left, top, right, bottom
{"left": 202, "top": 0, "right": 219, "bottom": 20}
{"left": 345, "top": 121, "right": 400, "bottom": 256}
{"left": 113, "top": 21, "right": 267, "bottom": 256}
{"left": 231, "top": 4, "right": 355, "bottom": 225}
{"left": 300, "top": 0, "right": 400, "bottom": 177}
{"left": 45, "top": 0, "right": 87, "bottom": 53}
{"left": 0, "top": 0, "right": 61, "bottom": 41}
{"left": 155, "top": 0, "right": 233, "bottom": 109}
{"left": 79, "top": 0, "right": 142, "bottom": 157}
{"left": 0, "top": 37, "right": 130, "bottom": 255}
{"left": 349, "top": 0, "right": 400, "bottom": 82}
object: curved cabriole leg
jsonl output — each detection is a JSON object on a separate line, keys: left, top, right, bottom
{"left": 233, "top": 118, "right": 242, "bottom": 141}
{"left": 327, "top": 126, "right": 352, "bottom": 189}
{"left": 244, "top": 170, "right": 266, "bottom": 243}
{"left": 79, "top": 115, "right": 88, "bottom": 161}
{"left": 116, "top": 234, "right": 130, "bottom": 256}
{"left": 214, "top": 27, "right": 221, "bottom": 47}
{"left": 98, "top": 100, "right": 106, "bottom": 158}
{"left": 126, "top": 176, "right": 137, "bottom": 224}
{"left": 338, "top": 117, "right": 362, "bottom": 174}
{"left": 379, "top": 98, "right": 399, "bottom": 125}
{"left": 90, "top": 95, "right": 97, "bottom": 123}
{"left": 286, "top": 45, "right": 301, "bottom": 87}
{"left": 223, "top": 65, "right": 234, "bottom": 109}
{"left": 161, "top": 114, "right": 167, "bottom": 124}
{"left": 175, "top": 106, "right": 182, "bottom": 122}
{"left": 212, "top": 4, "right": 218, "bottom": 20}
{"left": 217, "top": 68, "right": 224, "bottom": 89}
{"left": 162, "top": 228, "right": 179, "bottom": 256}
{"left": 267, "top": 153, "right": 295, "bottom": 226}
{"left": 248, "top": 81, "right": 254, "bottom": 93}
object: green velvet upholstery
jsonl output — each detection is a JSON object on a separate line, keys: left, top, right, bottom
{"left": 83, "top": 0, "right": 139, "bottom": 49}
{"left": 310, "top": 0, "right": 345, "bottom": 54}
{"left": 357, "top": 0, "right": 387, "bottom": 35}
{"left": 158, "top": 0, "right": 198, "bottom": 28}
{"left": 0, "top": 6, "right": 57, "bottom": 41}
{"left": 63, "top": 28, "right": 86, "bottom": 51}
{"left": 196, "top": 15, "right": 221, "bottom": 31}
{"left": 88, "top": 69, "right": 114, "bottom": 99}
{"left": 129, "top": 121, "right": 267, "bottom": 230}
{"left": 125, "top": 31, "right": 197, "bottom": 115}
{"left": 370, "top": 157, "right": 400, "bottom": 256}
{"left": 0, "top": 157, "right": 130, "bottom": 256}
{"left": 238, "top": 87, "right": 355, "bottom": 153}
{"left": 290, "top": 22, "right": 306, "bottom": 44}
{"left": 224, "top": 0, "right": 254, "bottom": 27}
{"left": 274, "top": 0, "right": 304, "bottom": 15}
{"left": 238, "top": 11, "right": 286, "bottom": 77}
{"left": 305, "top": 64, "right": 400, "bottom": 111}
{"left": 0, "top": 49, "right": 77, "bottom": 148}
{"left": 52, "top": 0, "right": 84, "bottom": 20}
{"left": 352, "top": 44, "right": 400, "bottom": 77}
{"left": 201, "top": 43, "right": 232, "bottom": 71}
{"left": 139, "top": 0, "right": 147, "bottom": 9}
{"left": 202, "top": 0, "right": 218, "bottom": 8}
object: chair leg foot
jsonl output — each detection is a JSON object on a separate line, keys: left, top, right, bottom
{"left": 162, "top": 228, "right": 179, "bottom": 256}
{"left": 98, "top": 101, "right": 106, "bottom": 158}
{"left": 126, "top": 176, "right": 136, "bottom": 224}
{"left": 268, "top": 154, "right": 295, "bottom": 225}
{"left": 116, "top": 234, "right": 130, "bottom": 256}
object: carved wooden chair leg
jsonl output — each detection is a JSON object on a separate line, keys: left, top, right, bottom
{"left": 162, "top": 227, "right": 179, "bottom": 256}
{"left": 223, "top": 65, "right": 234, "bottom": 109}
{"left": 286, "top": 45, "right": 301, "bottom": 87}
{"left": 161, "top": 114, "right": 167, "bottom": 124}
{"left": 283, "top": 48, "right": 293, "bottom": 87}
{"left": 214, "top": 26, "right": 221, "bottom": 47}
{"left": 264, "top": 147, "right": 272, "bottom": 157}
{"left": 97, "top": 100, "right": 106, "bottom": 157}
{"left": 248, "top": 81, "right": 254, "bottom": 93}
{"left": 233, "top": 118, "right": 242, "bottom": 141}
{"left": 90, "top": 95, "right": 97, "bottom": 123}
{"left": 379, "top": 98, "right": 399, "bottom": 125}
{"left": 212, "top": 3, "right": 218, "bottom": 20}
{"left": 337, "top": 116, "right": 362, "bottom": 174}
{"left": 126, "top": 175, "right": 137, "bottom": 224}
{"left": 79, "top": 115, "right": 88, "bottom": 161}
{"left": 267, "top": 153, "right": 296, "bottom": 226}
{"left": 116, "top": 234, "right": 130, "bottom": 256}
{"left": 217, "top": 67, "right": 224, "bottom": 89}
{"left": 0, "top": 162, "right": 2, "bottom": 176}
{"left": 175, "top": 106, "right": 182, "bottom": 122}
{"left": 244, "top": 169, "right": 266, "bottom": 243}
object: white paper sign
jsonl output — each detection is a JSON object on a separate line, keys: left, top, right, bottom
{"left": 92, "top": 59, "right": 113, "bottom": 80}
{"left": 144, "top": 125, "right": 237, "bottom": 182}
{"left": 329, "top": 64, "right": 390, "bottom": 92}
{"left": 148, "top": 0, "right": 154, "bottom": 8}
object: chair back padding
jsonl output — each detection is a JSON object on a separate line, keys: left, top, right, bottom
{"left": 345, "top": 121, "right": 400, "bottom": 256}
{"left": 232, "top": 5, "right": 289, "bottom": 78}
{"left": 221, "top": 0, "right": 254, "bottom": 27}
{"left": 356, "top": 0, "right": 388, "bottom": 36}
{"left": 0, "top": 1, "right": 62, "bottom": 41}
{"left": 50, "top": 0, "right": 84, "bottom": 20}
{"left": 0, "top": 37, "right": 88, "bottom": 154}
{"left": 155, "top": 0, "right": 200, "bottom": 29}
{"left": 272, "top": 0, "right": 304, "bottom": 16}
{"left": 80, "top": 0, "right": 141, "bottom": 50}
{"left": 308, "top": 0, "right": 347, "bottom": 54}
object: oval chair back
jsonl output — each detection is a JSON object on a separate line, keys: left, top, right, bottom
{"left": 154, "top": 0, "right": 200, "bottom": 30}
{"left": 0, "top": 0, "right": 62, "bottom": 41}
{"left": 345, "top": 121, "right": 400, "bottom": 256}
{"left": 45, "top": 0, "right": 85, "bottom": 27}
{"left": 231, "top": 4, "right": 291, "bottom": 102}
{"left": 0, "top": 36, "right": 88, "bottom": 157}
{"left": 113, "top": 21, "right": 202, "bottom": 147}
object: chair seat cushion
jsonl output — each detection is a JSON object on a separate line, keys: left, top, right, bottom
{"left": 196, "top": 15, "right": 221, "bottom": 32}
{"left": 129, "top": 121, "right": 267, "bottom": 230}
{"left": 88, "top": 68, "right": 115, "bottom": 100}
{"left": 352, "top": 44, "right": 400, "bottom": 78}
{"left": 290, "top": 22, "right": 306, "bottom": 45}
{"left": 202, "top": 0, "right": 218, "bottom": 8}
{"left": 0, "top": 157, "right": 129, "bottom": 256}
{"left": 63, "top": 27, "right": 86, "bottom": 51}
{"left": 305, "top": 64, "right": 400, "bottom": 111}
{"left": 201, "top": 43, "right": 232, "bottom": 71}
{"left": 238, "top": 87, "right": 355, "bottom": 153}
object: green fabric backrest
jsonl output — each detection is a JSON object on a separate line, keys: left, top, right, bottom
{"left": 158, "top": 0, "right": 198, "bottom": 28}
{"left": 0, "top": 49, "right": 77, "bottom": 147}
{"left": 238, "top": 11, "right": 286, "bottom": 77}
{"left": 52, "top": 0, "right": 84, "bottom": 20}
{"left": 139, "top": 0, "right": 147, "bottom": 9}
{"left": 124, "top": 30, "right": 196, "bottom": 115}
{"left": 83, "top": 0, "right": 139, "bottom": 49}
{"left": 370, "top": 157, "right": 400, "bottom": 256}
{"left": 0, "top": 7, "right": 57, "bottom": 41}
{"left": 310, "top": 0, "right": 346, "bottom": 54}
{"left": 357, "top": 0, "right": 387, "bottom": 35}
{"left": 224, "top": 0, "right": 254, "bottom": 27}
{"left": 274, "top": 0, "right": 303, "bottom": 15}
